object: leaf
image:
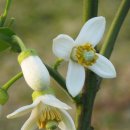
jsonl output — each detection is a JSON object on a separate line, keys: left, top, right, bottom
{"left": 0, "top": 40, "right": 10, "bottom": 52}
{"left": 0, "top": 27, "right": 21, "bottom": 52}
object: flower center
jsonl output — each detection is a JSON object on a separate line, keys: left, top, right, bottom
{"left": 37, "top": 106, "right": 62, "bottom": 129}
{"left": 71, "top": 43, "right": 98, "bottom": 67}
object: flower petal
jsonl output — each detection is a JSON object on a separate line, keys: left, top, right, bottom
{"left": 21, "top": 56, "right": 50, "bottom": 91}
{"left": 53, "top": 34, "right": 75, "bottom": 60}
{"left": 58, "top": 109, "right": 76, "bottom": 130}
{"left": 75, "top": 16, "right": 106, "bottom": 46}
{"left": 21, "top": 110, "right": 38, "bottom": 130}
{"left": 7, "top": 99, "right": 40, "bottom": 119}
{"left": 88, "top": 54, "right": 116, "bottom": 78}
{"left": 40, "top": 94, "right": 71, "bottom": 109}
{"left": 66, "top": 60, "right": 85, "bottom": 97}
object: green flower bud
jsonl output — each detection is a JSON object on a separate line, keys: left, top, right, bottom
{"left": 0, "top": 89, "right": 9, "bottom": 105}
{"left": 45, "top": 120, "right": 58, "bottom": 130}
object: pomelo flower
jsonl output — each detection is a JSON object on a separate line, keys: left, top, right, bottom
{"left": 7, "top": 93, "right": 75, "bottom": 130}
{"left": 53, "top": 16, "right": 116, "bottom": 97}
{"left": 18, "top": 49, "right": 50, "bottom": 91}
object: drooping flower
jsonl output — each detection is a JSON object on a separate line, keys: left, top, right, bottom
{"left": 18, "top": 49, "right": 50, "bottom": 91}
{"left": 7, "top": 93, "right": 76, "bottom": 130}
{"left": 53, "top": 16, "right": 116, "bottom": 97}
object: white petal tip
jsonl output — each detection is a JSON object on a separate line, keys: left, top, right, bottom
{"left": 98, "top": 67, "right": 116, "bottom": 78}
{"left": 106, "top": 70, "right": 116, "bottom": 78}
{"left": 89, "top": 54, "right": 116, "bottom": 79}
{"left": 68, "top": 90, "right": 79, "bottom": 97}
{"left": 7, "top": 114, "right": 13, "bottom": 119}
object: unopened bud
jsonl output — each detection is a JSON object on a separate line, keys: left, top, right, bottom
{"left": 0, "top": 89, "right": 9, "bottom": 105}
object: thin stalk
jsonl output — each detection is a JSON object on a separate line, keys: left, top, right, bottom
{"left": 2, "top": 72, "right": 23, "bottom": 91}
{"left": 83, "top": 0, "right": 98, "bottom": 23}
{"left": 100, "top": 0, "right": 130, "bottom": 58}
{"left": 76, "top": 72, "right": 100, "bottom": 130}
{"left": 46, "top": 65, "right": 66, "bottom": 90}
{"left": 76, "top": 0, "right": 98, "bottom": 130}
{"left": 0, "top": 0, "right": 12, "bottom": 26}
{"left": 12, "top": 35, "right": 27, "bottom": 51}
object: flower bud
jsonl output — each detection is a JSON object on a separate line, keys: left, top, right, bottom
{"left": 0, "top": 88, "right": 9, "bottom": 105}
{"left": 18, "top": 49, "right": 50, "bottom": 91}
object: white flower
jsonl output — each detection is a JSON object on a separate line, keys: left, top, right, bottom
{"left": 18, "top": 49, "right": 50, "bottom": 91}
{"left": 7, "top": 94, "right": 76, "bottom": 130}
{"left": 53, "top": 16, "right": 116, "bottom": 97}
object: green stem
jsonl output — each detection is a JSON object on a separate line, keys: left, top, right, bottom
{"left": 46, "top": 65, "right": 66, "bottom": 90}
{"left": 76, "top": 72, "right": 100, "bottom": 130}
{"left": 0, "top": 0, "right": 12, "bottom": 27}
{"left": 12, "top": 35, "right": 27, "bottom": 51}
{"left": 83, "top": 0, "right": 98, "bottom": 23}
{"left": 2, "top": 72, "right": 23, "bottom": 91}
{"left": 46, "top": 65, "right": 73, "bottom": 98}
{"left": 100, "top": 0, "right": 130, "bottom": 58}
{"left": 76, "top": 1, "right": 99, "bottom": 130}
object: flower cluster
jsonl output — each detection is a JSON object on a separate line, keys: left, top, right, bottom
{"left": 7, "top": 49, "right": 76, "bottom": 130}
{"left": 7, "top": 16, "right": 116, "bottom": 130}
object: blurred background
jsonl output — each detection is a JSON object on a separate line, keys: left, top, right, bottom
{"left": 0, "top": 0, "right": 130, "bottom": 130}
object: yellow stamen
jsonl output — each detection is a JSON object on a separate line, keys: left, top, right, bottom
{"left": 37, "top": 106, "right": 62, "bottom": 129}
{"left": 71, "top": 43, "right": 98, "bottom": 67}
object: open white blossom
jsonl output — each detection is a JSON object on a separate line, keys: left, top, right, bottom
{"left": 53, "top": 16, "right": 116, "bottom": 97}
{"left": 18, "top": 49, "right": 50, "bottom": 91}
{"left": 7, "top": 94, "right": 76, "bottom": 130}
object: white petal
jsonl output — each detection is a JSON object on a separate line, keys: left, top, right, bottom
{"left": 53, "top": 34, "right": 75, "bottom": 60}
{"left": 75, "top": 16, "right": 106, "bottom": 46}
{"left": 88, "top": 54, "right": 116, "bottom": 78}
{"left": 21, "top": 55, "right": 50, "bottom": 91}
{"left": 7, "top": 99, "right": 40, "bottom": 119}
{"left": 66, "top": 60, "right": 85, "bottom": 97}
{"left": 21, "top": 110, "right": 38, "bottom": 130}
{"left": 58, "top": 109, "right": 76, "bottom": 130}
{"left": 40, "top": 94, "right": 71, "bottom": 109}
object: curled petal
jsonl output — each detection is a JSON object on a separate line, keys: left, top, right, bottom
{"left": 40, "top": 94, "right": 71, "bottom": 109}
{"left": 7, "top": 99, "right": 40, "bottom": 119}
{"left": 88, "top": 54, "right": 116, "bottom": 78}
{"left": 58, "top": 109, "right": 76, "bottom": 130}
{"left": 21, "top": 110, "right": 38, "bottom": 130}
{"left": 66, "top": 60, "right": 85, "bottom": 97}
{"left": 53, "top": 34, "right": 75, "bottom": 60}
{"left": 75, "top": 16, "right": 106, "bottom": 46}
{"left": 21, "top": 56, "right": 50, "bottom": 91}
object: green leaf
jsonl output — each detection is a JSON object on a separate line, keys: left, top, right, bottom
{"left": 0, "top": 39, "right": 10, "bottom": 52}
{"left": 0, "top": 27, "right": 21, "bottom": 52}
